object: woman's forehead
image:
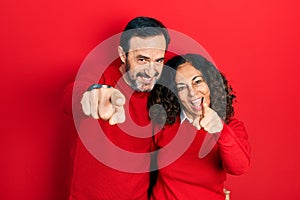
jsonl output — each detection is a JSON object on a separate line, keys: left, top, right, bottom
{"left": 175, "top": 63, "right": 202, "bottom": 81}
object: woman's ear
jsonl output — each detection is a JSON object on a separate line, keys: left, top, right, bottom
{"left": 118, "top": 46, "right": 126, "bottom": 63}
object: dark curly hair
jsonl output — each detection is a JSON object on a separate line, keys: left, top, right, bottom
{"left": 148, "top": 54, "right": 236, "bottom": 125}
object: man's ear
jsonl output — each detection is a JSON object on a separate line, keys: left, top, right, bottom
{"left": 118, "top": 46, "right": 126, "bottom": 63}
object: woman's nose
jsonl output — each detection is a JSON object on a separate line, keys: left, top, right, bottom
{"left": 188, "top": 86, "right": 195, "bottom": 97}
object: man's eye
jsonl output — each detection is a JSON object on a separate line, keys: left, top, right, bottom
{"left": 156, "top": 59, "right": 164, "bottom": 63}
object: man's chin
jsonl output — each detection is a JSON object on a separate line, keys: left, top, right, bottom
{"left": 138, "top": 83, "right": 155, "bottom": 92}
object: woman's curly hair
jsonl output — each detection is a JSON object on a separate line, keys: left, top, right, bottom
{"left": 148, "top": 54, "right": 236, "bottom": 125}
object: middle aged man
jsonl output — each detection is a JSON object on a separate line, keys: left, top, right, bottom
{"left": 67, "top": 16, "right": 170, "bottom": 200}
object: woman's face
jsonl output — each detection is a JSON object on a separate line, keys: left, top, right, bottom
{"left": 175, "top": 63, "right": 210, "bottom": 119}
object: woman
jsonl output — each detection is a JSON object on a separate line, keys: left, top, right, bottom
{"left": 148, "top": 54, "right": 250, "bottom": 200}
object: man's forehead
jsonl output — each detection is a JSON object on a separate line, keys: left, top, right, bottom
{"left": 129, "top": 35, "right": 166, "bottom": 51}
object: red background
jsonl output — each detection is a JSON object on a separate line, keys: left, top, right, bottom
{"left": 1, "top": 0, "right": 299, "bottom": 199}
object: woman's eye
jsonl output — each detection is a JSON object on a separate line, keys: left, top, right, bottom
{"left": 194, "top": 79, "right": 203, "bottom": 85}
{"left": 177, "top": 86, "right": 186, "bottom": 92}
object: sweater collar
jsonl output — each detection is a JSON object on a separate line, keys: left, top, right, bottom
{"left": 180, "top": 110, "right": 193, "bottom": 124}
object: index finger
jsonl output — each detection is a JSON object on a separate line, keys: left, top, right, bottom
{"left": 111, "top": 90, "right": 125, "bottom": 107}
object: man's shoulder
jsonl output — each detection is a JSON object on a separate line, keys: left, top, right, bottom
{"left": 103, "top": 65, "right": 121, "bottom": 74}
{"left": 99, "top": 65, "right": 122, "bottom": 86}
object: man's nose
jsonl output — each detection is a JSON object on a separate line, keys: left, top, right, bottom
{"left": 146, "top": 62, "right": 156, "bottom": 77}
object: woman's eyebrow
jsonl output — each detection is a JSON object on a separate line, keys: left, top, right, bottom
{"left": 176, "top": 82, "right": 186, "bottom": 86}
{"left": 192, "top": 75, "right": 203, "bottom": 81}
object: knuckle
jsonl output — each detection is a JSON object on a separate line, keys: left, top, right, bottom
{"left": 99, "top": 111, "right": 111, "bottom": 120}
{"left": 91, "top": 112, "right": 99, "bottom": 119}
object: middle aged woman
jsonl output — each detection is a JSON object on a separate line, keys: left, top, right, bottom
{"left": 148, "top": 53, "right": 250, "bottom": 200}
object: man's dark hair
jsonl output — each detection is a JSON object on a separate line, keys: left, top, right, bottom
{"left": 120, "top": 16, "right": 170, "bottom": 53}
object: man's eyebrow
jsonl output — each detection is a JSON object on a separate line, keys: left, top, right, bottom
{"left": 136, "top": 55, "right": 150, "bottom": 59}
{"left": 135, "top": 55, "right": 164, "bottom": 61}
{"left": 156, "top": 57, "right": 165, "bottom": 61}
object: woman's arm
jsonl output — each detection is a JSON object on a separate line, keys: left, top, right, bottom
{"left": 217, "top": 118, "right": 251, "bottom": 175}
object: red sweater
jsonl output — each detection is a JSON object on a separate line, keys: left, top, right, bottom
{"left": 69, "top": 65, "right": 152, "bottom": 200}
{"left": 151, "top": 117, "right": 250, "bottom": 200}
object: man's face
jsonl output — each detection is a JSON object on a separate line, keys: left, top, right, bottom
{"left": 121, "top": 35, "right": 166, "bottom": 92}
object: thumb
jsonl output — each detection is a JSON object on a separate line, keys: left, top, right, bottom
{"left": 202, "top": 97, "right": 209, "bottom": 116}
{"left": 111, "top": 90, "right": 125, "bottom": 107}
{"left": 192, "top": 116, "right": 201, "bottom": 130}
{"left": 109, "top": 106, "right": 126, "bottom": 125}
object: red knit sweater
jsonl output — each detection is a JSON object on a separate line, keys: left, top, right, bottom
{"left": 69, "top": 65, "right": 152, "bottom": 200}
{"left": 151, "top": 117, "right": 250, "bottom": 200}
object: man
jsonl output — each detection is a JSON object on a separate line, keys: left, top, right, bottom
{"left": 67, "top": 16, "right": 170, "bottom": 200}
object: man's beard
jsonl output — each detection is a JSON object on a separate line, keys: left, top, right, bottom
{"left": 125, "top": 62, "right": 159, "bottom": 92}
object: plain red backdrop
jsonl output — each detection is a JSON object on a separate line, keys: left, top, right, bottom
{"left": 1, "top": 0, "right": 299, "bottom": 199}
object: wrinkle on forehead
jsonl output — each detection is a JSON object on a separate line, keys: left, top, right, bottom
{"left": 129, "top": 35, "right": 166, "bottom": 51}
{"left": 175, "top": 63, "right": 202, "bottom": 83}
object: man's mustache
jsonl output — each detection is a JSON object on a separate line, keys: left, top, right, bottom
{"left": 136, "top": 72, "right": 159, "bottom": 78}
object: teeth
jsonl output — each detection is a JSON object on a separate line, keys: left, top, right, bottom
{"left": 191, "top": 98, "right": 203, "bottom": 108}
{"left": 141, "top": 77, "right": 153, "bottom": 82}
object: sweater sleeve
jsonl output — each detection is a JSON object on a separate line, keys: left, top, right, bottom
{"left": 61, "top": 81, "right": 90, "bottom": 119}
{"left": 217, "top": 118, "right": 251, "bottom": 175}
{"left": 61, "top": 66, "right": 118, "bottom": 119}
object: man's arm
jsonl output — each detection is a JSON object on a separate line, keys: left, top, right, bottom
{"left": 62, "top": 82, "right": 126, "bottom": 124}
{"left": 81, "top": 86, "right": 126, "bottom": 124}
